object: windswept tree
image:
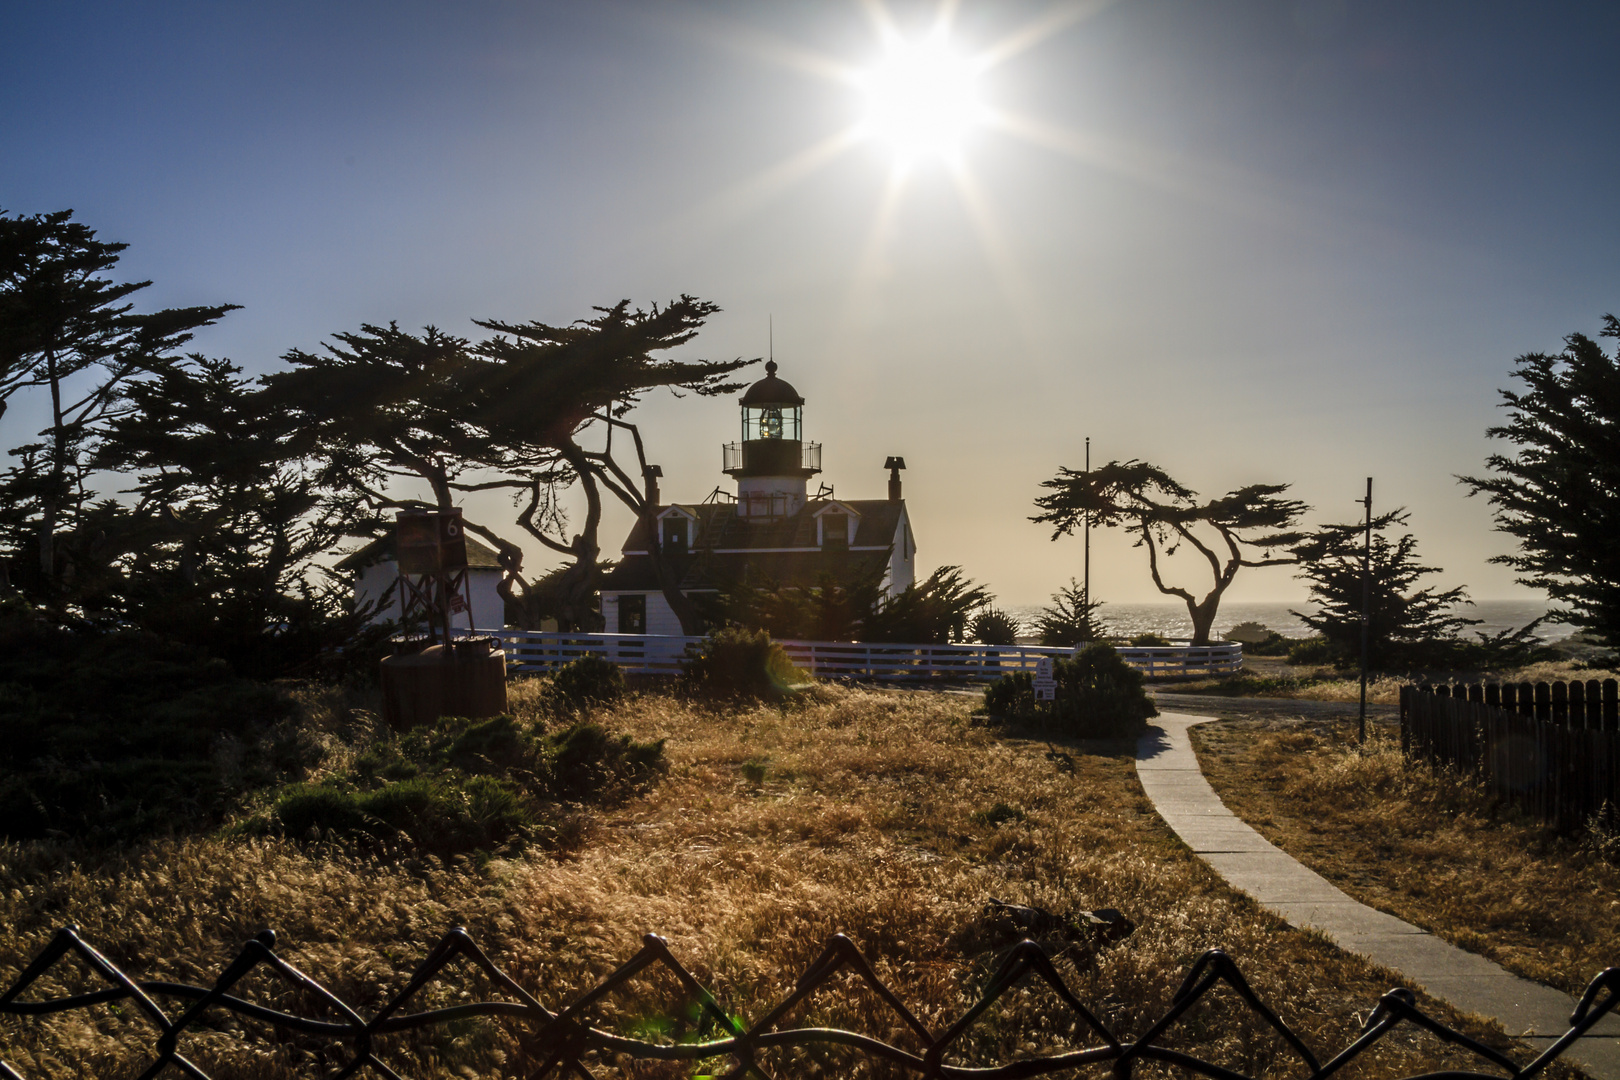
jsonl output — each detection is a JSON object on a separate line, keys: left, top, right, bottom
{"left": 0, "top": 208, "right": 237, "bottom": 598}
{"left": 1461, "top": 315, "right": 1620, "bottom": 648}
{"left": 470, "top": 298, "right": 752, "bottom": 633}
{"left": 268, "top": 298, "right": 752, "bottom": 632}
{"left": 1033, "top": 461, "right": 1307, "bottom": 645}
{"left": 1289, "top": 509, "right": 1476, "bottom": 668}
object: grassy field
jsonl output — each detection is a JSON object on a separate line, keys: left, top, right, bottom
{"left": 1190, "top": 717, "right": 1620, "bottom": 996}
{"left": 0, "top": 684, "right": 1581, "bottom": 1078}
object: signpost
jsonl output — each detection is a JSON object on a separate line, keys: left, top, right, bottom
{"left": 1034, "top": 657, "right": 1056, "bottom": 702}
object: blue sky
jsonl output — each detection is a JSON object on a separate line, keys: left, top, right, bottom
{"left": 4, "top": 1, "right": 1618, "bottom": 606}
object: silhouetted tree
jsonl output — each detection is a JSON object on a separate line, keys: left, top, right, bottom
{"left": 1289, "top": 509, "right": 1476, "bottom": 668}
{"left": 0, "top": 208, "right": 236, "bottom": 600}
{"left": 1033, "top": 460, "right": 1307, "bottom": 645}
{"left": 1033, "top": 578, "right": 1108, "bottom": 647}
{"left": 470, "top": 299, "right": 751, "bottom": 633}
{"left": 266, "top": 300, "right": 752, "bottom": 633}
{"left": 1461, "top": 315, "right": 1620, "bottom": 649}
{"left": 96, "top": 356, "right": 360, "bottom": 674}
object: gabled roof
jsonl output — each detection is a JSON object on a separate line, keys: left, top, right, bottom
{"left": 616, "top": 499, "right": 905, "bottom": 555}
{"left": 602, "top": 499, "right": 907, "bottom": 593}
{"left": 334, "top": 531, "right": 503, "bottom": 571}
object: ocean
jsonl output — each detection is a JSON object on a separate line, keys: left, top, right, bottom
{"left": 1002, "top": 599, "right": 1571, "bottom": 643}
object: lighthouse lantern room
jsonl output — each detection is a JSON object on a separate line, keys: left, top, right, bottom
{"left": 722, "top": 360, "right": 822, "bottom": 518}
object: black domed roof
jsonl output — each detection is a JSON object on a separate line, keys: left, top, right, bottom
{"left": 739, "top": 360, "right": 804, "bottom": 406}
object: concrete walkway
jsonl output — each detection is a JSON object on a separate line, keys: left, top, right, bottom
{"left": 1137, "top": 711, "right": 1620, "bottom": 1080}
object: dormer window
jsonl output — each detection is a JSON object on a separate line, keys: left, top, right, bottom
{"left": 821, "top": 512, "right": 848, "bottom": 549}
{"left": 662, "top": 517, "right": 688, "bottom": 553}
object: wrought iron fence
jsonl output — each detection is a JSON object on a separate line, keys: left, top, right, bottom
{"left": 1, "top": 924, "right": 1614, "bottom": 1079}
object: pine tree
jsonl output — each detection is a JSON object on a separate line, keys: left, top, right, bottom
{"left": 1461, "top": 315, "right": 1620, "bottom": 648}
{"left": 1289, "top": 509, "right": 1475, "bottom": 668}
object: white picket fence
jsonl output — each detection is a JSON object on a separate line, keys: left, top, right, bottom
{"left": 476, "top": 630, "right": 1241, "bottom": 682}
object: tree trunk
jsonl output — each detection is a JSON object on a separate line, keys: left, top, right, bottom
{"left": 1187, "top": 595, "right": 1222, "bottom": 646}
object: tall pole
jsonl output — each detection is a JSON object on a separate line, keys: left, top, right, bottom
{"left": 1359, "top": 477, "right": 1372, "bottom": 745}
{"left": 1083, "top": 436, "right": 1091, "bottom": 630}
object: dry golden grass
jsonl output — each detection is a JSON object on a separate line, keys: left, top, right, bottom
{"left": 0, "top": 685, "right": 1581, "bottom": 1078}
{"left": 1192, "top": 717, "right": 1620, "bottom": 995}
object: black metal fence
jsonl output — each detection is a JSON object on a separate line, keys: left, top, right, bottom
{"left": 2, "top": 924, "right": 1615, "bottom": 1079}
{"left": 1401, "top": 680, "right": 1620, "bottom": 827}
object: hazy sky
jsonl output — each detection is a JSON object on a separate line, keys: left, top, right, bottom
{"left": 4, "top": 1, "right": 1618, "bottom": 607}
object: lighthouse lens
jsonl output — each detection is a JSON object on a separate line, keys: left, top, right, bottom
{"left": 762, "top": 408, "right": 783, "bottom": 439}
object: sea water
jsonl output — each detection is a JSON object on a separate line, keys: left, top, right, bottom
{"left": 1002, "top": 599, "right": 1570, "bottom": 643}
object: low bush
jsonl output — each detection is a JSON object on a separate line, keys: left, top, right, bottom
{"left": 982, "top": 643, "right": 1157, "bottom": 739}
{"left": 243, "top": 712, "right": 666, "bottom": 856}
{"left": 1287, "top": 635, "right": 1337, "bottom": 665}
{"left": 0, "top": 614, "right": 307, "bottom": 841}
{"left": 679, "top": 627, "right": 809, "bottom": 701}
{"left": 1129, "top": 632, "right": 1173, "bottom": 647}
{"left": 551, "top": 654, "right": 626, "bottom": 710}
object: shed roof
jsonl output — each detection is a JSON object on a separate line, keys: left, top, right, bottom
{"left": 334, "top": 531, "right": 503, "bottom": 572}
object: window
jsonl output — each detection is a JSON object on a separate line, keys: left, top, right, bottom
{"left": 662, "top": 517, "right": 687, "bottom": 553}
{"left": 822, "top": 514, "right": 848, "bottom": 549}
{"left": 618, "top": 594, "right": 646, "bottom": 634}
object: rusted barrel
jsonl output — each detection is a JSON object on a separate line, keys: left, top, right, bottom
{"left": 380, "top": 638, "right": 507, "bottom": 730}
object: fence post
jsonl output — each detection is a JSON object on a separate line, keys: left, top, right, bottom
{"left": 1569, "top": 681, "right": 1586, "bottom": 730}
{"left": 1605, "top": 679, "right": 1619, "bottom": 732}
{"left": 1535, "top": 682, "right": 1552, "bottom": 723}
{"left": 1399, "top": 685, "right": 1410, "bottom": 754}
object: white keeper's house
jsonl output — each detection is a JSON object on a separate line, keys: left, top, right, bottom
{"left": 599, "top": 360, "right": 916, "bottom": 636}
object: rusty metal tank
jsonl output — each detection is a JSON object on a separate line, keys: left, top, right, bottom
{"left": 380, "top": 637, "right": 507, "bottom": 730}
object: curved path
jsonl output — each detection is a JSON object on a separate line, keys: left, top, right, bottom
{"left": 1137, "top": 710, "right": 1620, "bottom": 1080}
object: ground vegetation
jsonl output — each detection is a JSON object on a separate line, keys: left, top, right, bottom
{"left": 1191, "top": 717, "right": 1620, "bottom": 995}
{"left": 0, "top": 687, "right": 1546, "bottom": 1078}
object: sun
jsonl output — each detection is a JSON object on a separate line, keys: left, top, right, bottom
{"left": 855, "top": 32, "right": 987, "bottom": 162}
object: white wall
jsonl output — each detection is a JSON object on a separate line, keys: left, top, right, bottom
{"left": 887, "top": 510, "right": 916, "bottom": 596}
{"left": 355, "top": 560, "right": 505, "bottom": 632}
{"left": 600, "top": 590, "right": 684, "bottom": 636}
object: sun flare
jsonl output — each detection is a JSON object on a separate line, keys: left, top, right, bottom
{"left": 856, "top": 34, "right": 986, "bottom": 162}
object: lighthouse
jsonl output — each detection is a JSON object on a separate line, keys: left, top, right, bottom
{"left": 598, "top": 360, "right": 916, "bottom": 636}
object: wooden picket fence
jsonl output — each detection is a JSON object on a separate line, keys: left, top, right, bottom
{"left": 1400, "top": 679, "right": 1620, "bottom": 829}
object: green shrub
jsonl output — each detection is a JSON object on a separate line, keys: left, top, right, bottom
{"left": 0, "top": 614, "right": 303, "bottom": 841}
{"left": 1129, "top": 632, "right": 1173, "bottom": 647}
{"left": 542, "top": 721, "right": 666, "bottom": 800}
{"left": 983, "top": 670, "right": 1036, "bottom": 719}
{"left": 245, "top": 712, "right": 666, "bottom": 856}
{"left": 982, "top": 644, "right": 1156, "bottom": 739}
{"left": 1286, "top": 635, "right": 1337, "bottom": 665}
{"left": 1245, "top": 631, "right": 1295, "bottom": 656}
{"left": 679, "top": 627, "right": 809, "bottom": 700}
{"left": 551, "top": 654, "right": 626, "bottom": 709}
{"left": 265, "top": 774, "right": 536, "bottom": 855}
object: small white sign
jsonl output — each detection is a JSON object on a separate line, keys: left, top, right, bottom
{"left": 1033, "top": 657, "right": 1056, "bottom": 701}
